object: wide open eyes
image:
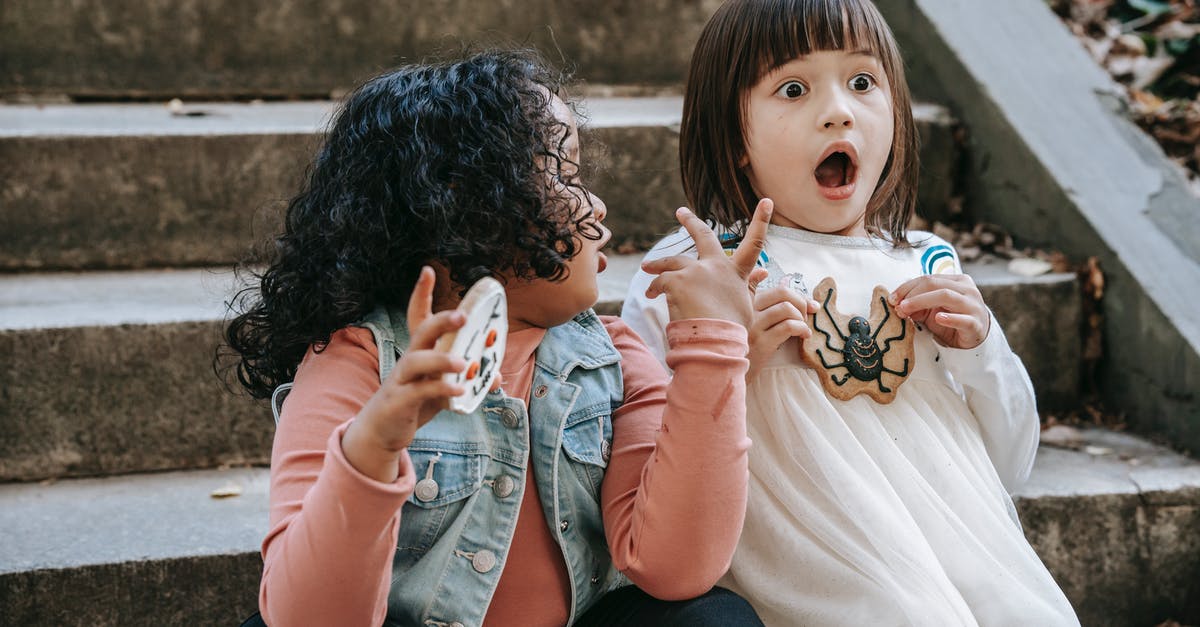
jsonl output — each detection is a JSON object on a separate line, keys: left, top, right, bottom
{"left": 848, "top": 73, "right": 877, "bottom": 93}
{"left": 774, "top": 80, "right": 808, "bottom": 100}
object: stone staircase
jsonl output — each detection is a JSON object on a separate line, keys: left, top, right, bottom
{"left": 1, "top": 2, "right": 1198, "bottom": 626}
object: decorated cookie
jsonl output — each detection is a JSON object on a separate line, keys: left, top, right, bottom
{"left": 801, "top": 277, "right": 914, "bottom": 404}
{"left": 435, "top": 277, "right": 507, "bottom": 414}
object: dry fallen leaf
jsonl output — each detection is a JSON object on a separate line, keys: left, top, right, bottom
{"left": 210, "top": 483, "right": 243, "bottom": 499}
{"left": 1083, "top": 257, "right": 1105, "bottom": 301}
{"left": 1041, "top": 424, "right": 1085, "bottom": 450}
{"left": 1008, "top": 257, "right": 1054, "bottom": 277}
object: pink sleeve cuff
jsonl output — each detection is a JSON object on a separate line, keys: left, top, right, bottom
{"left": 664, "top": 318, "right": 749, "bottom": 364}
{"left": 325, "top": 419, "right": 417, "bottom": 511}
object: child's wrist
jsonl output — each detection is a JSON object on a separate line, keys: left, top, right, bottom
{"left": 342, "top": 418, "right": 410, "bottom": 483}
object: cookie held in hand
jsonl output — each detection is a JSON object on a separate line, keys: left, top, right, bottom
{"left": 801, "top": 277, "right": 914, "bottom": 404}
{"left": 435, "top": 277, "right": 507, "bottom": 414}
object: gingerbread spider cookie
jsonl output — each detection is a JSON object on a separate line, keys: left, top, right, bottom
{"left": 434, "top": 277, "right": 507, "bottom": 414}
{"left": 801, "top": 277, "right": 915, "bottom": 404}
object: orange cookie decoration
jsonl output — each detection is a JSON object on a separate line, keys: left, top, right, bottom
{"left": 434, "top": 277, "right": 507, "bottom": 414}
{"left": 800, "top": 277, "right": 914, "bottom": 404}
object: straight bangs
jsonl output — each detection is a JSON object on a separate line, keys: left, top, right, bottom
{"left": 737, "top": 0, "right": 895, "bottom": 92}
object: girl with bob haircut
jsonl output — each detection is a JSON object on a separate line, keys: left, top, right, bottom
{"left": 225, "top": 50, "right": 771, "bottom": 627}
{"left": 622, "top": 1, "right": 1080, "bottom": 624}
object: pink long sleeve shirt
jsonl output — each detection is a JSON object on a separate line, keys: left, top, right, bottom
{"left": 260, "top": 316, "right": 751, "bottom": 626}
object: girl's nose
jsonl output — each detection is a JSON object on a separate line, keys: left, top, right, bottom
{"left": 818, "top": 92, "right": 855, "bottom": 130}
{"left": 590, "top": 192, "right": 607, "bottom": 222}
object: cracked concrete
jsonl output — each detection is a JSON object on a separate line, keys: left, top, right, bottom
{"left": 1015, "top": 428, "right": 1200, "bottom": 625}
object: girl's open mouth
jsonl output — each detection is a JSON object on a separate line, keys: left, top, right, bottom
{"left": 814, "top": 150, "right": 858, "bottom": 201}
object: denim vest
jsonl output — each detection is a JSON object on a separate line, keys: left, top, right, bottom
{"left": 355, "top": 306, "right": 627, "bottom": 627}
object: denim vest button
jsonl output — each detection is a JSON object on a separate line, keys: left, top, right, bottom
{"left": 472, "top": 550, "right": 497, "bottom": 573}
{"left": 500, "top": 407, "right": 520, "bottom": 429}
{"left": 560, "top": 520, "right": 569, "bottom": 532}
{"left": 414, "top": 478, "right": 439, "bottom": 502}
{"left": 493, "top": 475, "right": 516, "bottom": 498}
{"left": 534, "top": 384, "right": 548, "bottom": 398}
{"left": 601, "top": 440, "right": 611, "bottom": 462}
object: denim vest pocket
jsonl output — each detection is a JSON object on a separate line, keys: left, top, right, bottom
{"left": 394, "top": 442, "right": 486, "bottom": 570}
{"left": 560, "top": 402, "right": 613, "bottom": 501}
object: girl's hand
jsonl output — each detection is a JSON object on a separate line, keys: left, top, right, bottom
{"left": 342, "top": 267, "right": 467, "bottom": 482}
{"left": 890, "top": 274, "right": 990, "bottom": 350}
{"left": 747, "top": 285, "right": 819, "bottom": 378}
{"left": 641, "top": 199, "right": 772, "bottom": 327}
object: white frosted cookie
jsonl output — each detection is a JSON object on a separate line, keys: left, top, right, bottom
{"left": 800, "top": 277, "right": 915, "bottom": 404}
{"left": 435, "top": 277, "right": 507, "bottom": 414}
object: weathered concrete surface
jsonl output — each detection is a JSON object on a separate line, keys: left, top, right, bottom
{"left": 0, "top": 0, "right": 722, "bottom": 98}
{"left": 971, "top": 261, "right": 1080, "bottom": 411}
{"left": 0, "top": 259, "right": 1076, "bottom": 480}
{"left": 1, "top": 433, "right": 1195, "bottom": 624}
{"left": 0, "top": 467, "right": 266, "bottom": 625}
{"left": 876, "top": 0, "right": 1200, "bottom": 452}
{"left": 0, "top": 321, "right": 273, "bottom": 481}
{"left": 0, "top": 99, "right": 959, "bottom": 269}
{"left": 1014, "top": 428, "right": 1200, "bottom": 626}
{"left": 0, "top": 269, "right": 274, "bottom": 480}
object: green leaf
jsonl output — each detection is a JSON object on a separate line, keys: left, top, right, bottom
{"left": 1164, "top": 37, "right": 1194, "bottom": 56}
{"left": 1128, "top": 0, "right": 1172, "bottom": 16}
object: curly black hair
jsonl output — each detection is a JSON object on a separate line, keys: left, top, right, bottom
{"left": 221, "top": 49, "right": 599, "bottom": 399}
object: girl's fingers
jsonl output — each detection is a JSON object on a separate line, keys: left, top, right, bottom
{"left": 391, "top": 350, "right": 467, "bottom": 384}
{"left": 890, "top": 274, "right": 974, "bottom": 306}
{"left": 641, "top": 255, "right": 691, "bottom": 276}
{"left": 674, "top": 207, "right": 724, "bottom": 259}
{"left": 896, "top": 288, "right": 976, "bottom": 317}
{"left": 754, "top": 287, "right": 813, "bottom": 316}
{"left": 772, "top": 318, "right": 813, "bottom": 341}
{"left": 753, "top": 299, "right": 806, "bottom": 329}
{"left": 406, "top": 266, "right": 437, "bottom": 333}
{"left": 934, "top": 311, "right": 982, "bottom": 332}
{"left": 748, "top": 267, "right": 769, "bottom": 292}
{"left": 757, "top": 319, "right": 813, "bottom": 349}
{"left": 643, "top": 273, "right": 674, "bottom": 300}
{"left": 728, "top": 198, "right": 773, "bottom": 277}
{"left": 407, "top": 308, "right": 466, "bottom": 352}
{"left": 403, "top": 379, "right": 467, "bottom": 405}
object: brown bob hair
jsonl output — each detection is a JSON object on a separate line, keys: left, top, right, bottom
{"left": 680, "top": 0, "right": 918, "bottom": 245}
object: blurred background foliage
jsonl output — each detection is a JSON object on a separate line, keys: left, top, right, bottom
{"left": 1049, "top": 0, "right": 1200, "bottom": 192}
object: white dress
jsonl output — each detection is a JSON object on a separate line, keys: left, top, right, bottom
{"left": 622, "top": 225, "right": 1079, "bottom": 626}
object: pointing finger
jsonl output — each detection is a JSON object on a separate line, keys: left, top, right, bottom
{"left": 729, "top": 198, "right": 773, "bottom": 276}
{"left": 674, "top": 207, "right": 723, "bottom": 258}
{"left": 641, "top": 255, "right": 691, "bottom": 277}
{"left": 406, "top": 266, "right": 437, "bottom": 334}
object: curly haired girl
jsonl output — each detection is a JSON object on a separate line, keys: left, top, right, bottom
{"left": 224, "top": 50, "right": 768, "bottom": 627}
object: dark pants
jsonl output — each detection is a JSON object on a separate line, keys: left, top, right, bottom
{"left": 575, "top": 585, "right": 764, "bottom": 627}
{"left": 240, "top": 585, "right": 763, "bottom": 626}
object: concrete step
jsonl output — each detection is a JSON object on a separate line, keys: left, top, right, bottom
{"left": 0, "top": 258, "right": 1078, "bottom": 481}
{"left": 0, "top": 467, "right": 267, "bottom": 627}
{"left": 1, "top": 0, "right": 718, "bottom": 100}
{"left": 1014, "top": 428, "right": 1200, "bottom": 625}
{"left": 2, "top": 429, "right": 1195, "bottom": 626}
{"left": 0, "top": 99, "right": 958, "bottom": 270}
